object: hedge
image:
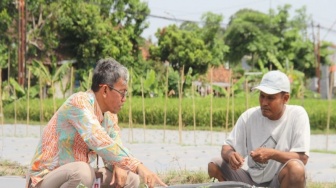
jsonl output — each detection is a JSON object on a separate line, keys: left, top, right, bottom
{"left": 3, "top": 96, "right": 336, "bottom": 130}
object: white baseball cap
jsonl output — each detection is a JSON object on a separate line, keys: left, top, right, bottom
{"left": 252, "top": 70, "right": 290, "bottom": 94}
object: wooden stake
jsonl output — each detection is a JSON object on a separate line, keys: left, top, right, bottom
{"left": 26, "top": 69, "right": 31, "bottom": 136}
{"left": 163, "top": 66, "right": 169, "bottom": 142}
{"left": 141, "top": 77, "right": 146, "bottom": 142}
{"left": 178, "top": 65, "right": 185, "bottom": 145}
{"left": 192, "top": 83, "right": 196, "bottom": 145}
{"left": 128, "top": 68, "right": 133, "bottom": 143}
{"left": 225, "top": 71, "right": 231, "bottom": 137}
{"left": 210, "top": 66, "right": 213, "bottom": 145}
{"left": 326, "top": 70, "right": 334, "bottom": 150}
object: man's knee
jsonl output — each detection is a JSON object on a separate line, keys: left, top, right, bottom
{"left": 74, "top": 161, "right": 95, "bottom": 185}
{"left": 285, "top": 160, "right": 305, "bottom": 175}
{"left": 279, "top": 159, "right": 306, "bottom": 183}
{"left": 208, "top": 162, "right": 218, "bottom": 177}
{"left": 208, "top": 162, "right": 227, "bottom": 182}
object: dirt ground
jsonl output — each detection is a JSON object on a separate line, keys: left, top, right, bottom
{"left": 0, "top": 124, "right": 335, "bottom": 183}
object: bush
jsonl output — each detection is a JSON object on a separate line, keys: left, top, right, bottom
{"left": 3, "top": 96, "right": 336, "bottom": 130}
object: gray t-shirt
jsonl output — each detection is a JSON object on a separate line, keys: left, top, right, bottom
{"left": 224, "top": 105, "right": 310, "bottom": 183}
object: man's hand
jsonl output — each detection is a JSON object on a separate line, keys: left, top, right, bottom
{"left": 228, "top": 151, "right": 244, "bottom": 170}
{"left": 111, "top": 165, "right": 128, "bottom": 188}
{"left": 136, "top": 164, "right": 167, "bottom": 188}
{"left": 250, "top": 148, "right": 274, "bottom": 164}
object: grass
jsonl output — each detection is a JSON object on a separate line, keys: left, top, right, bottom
{"left": 4, "top": 159, "right": 334, "bottom": 187}
{"left": 0, "top": 159, "right": 27, "bottom": 177}
{"left": 310, "top": 149, "right": 336, "bottom": 155}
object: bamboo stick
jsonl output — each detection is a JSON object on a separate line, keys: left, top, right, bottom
{"left": 52, "top": 82, "right": 56, "bottom": 113}
{"left": 326, "top": 70, "right": 334, "bottom": 150}
{"left": 178, "top": 66, "right": 184, "bottom": 145}
{"left": 39, "top": 76, "right": 44, "bottom": 136}
{"left": 163, "top": 65, "right": 169, "bottom": 143}
{"left": 141, "top": 77, "right": 146, "bottom": 142}
{"left": 210, "top": 67, "right": 213, "bottom": 145}
{"left": 128, "top": 68, "right": 133, "bottom": 143}
{"left": 245, "top": 75, "right": 249, "bottom": 110}
{"left": 225, "top": 71, "right": 231, "bottom": 138}
{"left": 231, "top": 74, "right": 235, "bottom": 131}
{"left": 26, "top": 69, "right": 31, "bottom": 136}
{"left": 13, "top": 85, "right": 17, "bottom": 136}
{"left": 70, "top": 67, "right": 74, "bottom": 95}
{"left": 192, "top": 83, "right": 196, "bottom": 145}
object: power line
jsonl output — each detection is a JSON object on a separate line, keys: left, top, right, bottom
{"left": 148, "top": 14, "right": 229, "bottom": 27}
{"left": 322, "top": 19, "right": 336, "bottom": 40}
{"left": 148, "top": 14, "right": 200, "bottom": 24}
{"left": 148, "top": 14, "right": 336, "bottom": 34}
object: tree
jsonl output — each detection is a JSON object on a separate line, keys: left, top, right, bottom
{"left": 52, "top": 0, "right": 150, "bottom": 70}
{"left": 224, "top": 9, "right": 277, "bottom": 69}
{"left": 180, "top": 12, "right": 229, "bottom": 68}
{"left": 0, "top": 0, "right": 15, "bottom": 40}
{"left": 1, "top": 0, "right": 150, "bottom": 86}
{"left": 269, "top": 5, "right": 315, "bottom": 76}
{"left": 150, "top": 25, "right": 212, "bottom": 76}
{"left": 199, "top": 12, "right": 229, "bottom": 67}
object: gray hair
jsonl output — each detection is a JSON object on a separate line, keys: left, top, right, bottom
{"left": 91, "top": 58, "right": 129, "bottom": 92}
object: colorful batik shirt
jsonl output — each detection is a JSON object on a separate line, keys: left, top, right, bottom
{"left": 26, "top": 90, "right": 141, "bottom": 187}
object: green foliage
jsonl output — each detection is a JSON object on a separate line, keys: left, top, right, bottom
{"left": 0, "top": 0, "right": 334, "bottom": 104}
{"left": 198, "top": 12, "right": 229, "bottom": 67}
{"left": 0, "top": 44, "right": 8, "bottom": 68}
{"left": 223, "top": 4, "right": 331, "bottom": 78}
{"left": 224, "top": 9, "right": 276, "bottom": 66}
{"left": 0, "top": 1, "right": 13, "bottom": 44}
{"left": 4, "top": 98, "right": 65, "bottom": 122}
{"left": 2, "top": 96, "right": 336, "bottom": 131}
{"left": 9, "top": 78, "right": 25, "bottom": 97}
{"left": 77, "top": 68, "right": 93, "bottom": 92}
{"left": 29, "top": 59, "right": 72, "bottom": 99}
{"left": 150, "top": 25, "right": 212, "bottom": 76}
{"left": 1, "top": 0, "right": 150, "bottom": 85}
{"left": 116, "top": 97, "right": 334, "bottom": 131}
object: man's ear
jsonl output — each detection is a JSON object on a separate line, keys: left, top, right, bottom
{"left": 97, "top": 85, "right": 107, "bottom": 97}
{"left": 284, "top": 93, "right": 290, "bottom": 103}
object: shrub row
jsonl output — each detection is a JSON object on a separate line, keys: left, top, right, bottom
{"left": 3, "top": 96, "right": 336, "bottom": 130}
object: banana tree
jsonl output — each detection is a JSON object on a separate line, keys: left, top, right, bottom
{"left": 9, "top": 78, "right": 25, "bottom": 126}
{"left": 77, "top": 68, "right": 93, "bottom": 92}
{"left": 31, "top": 59, "right": 71, "bottom": 114}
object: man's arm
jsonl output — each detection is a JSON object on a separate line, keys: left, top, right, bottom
{"left": 66, "top": 94, "right": 141, "bottom": 173}
{"left": 250, "top": 148, "right": 308, "bottom": 165}
{"left": 271, "top": 150, "right": 308, "bottom": 164}
{"left": 221, "top": 145, "right": 245, "bottom": 170}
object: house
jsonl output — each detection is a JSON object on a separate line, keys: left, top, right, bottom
{"left": 193, "top": 64, "right": 232, "bottom": 97}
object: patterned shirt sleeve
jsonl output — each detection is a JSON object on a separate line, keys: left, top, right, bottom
{"left": 102, "top": 112, "right": 140, "bottom": 171}
{"left": 61, "top": 93, "right": 141, "bottom": 172}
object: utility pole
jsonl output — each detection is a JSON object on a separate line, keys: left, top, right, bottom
{"left": 18, "top": 0, "right": 26, "bottom": 86}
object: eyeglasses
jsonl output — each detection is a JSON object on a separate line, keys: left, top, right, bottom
{"left": 100, "top": 84, "right": 128, "bottom": 99}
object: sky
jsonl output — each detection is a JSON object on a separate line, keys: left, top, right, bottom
{"left": 141, "top": 0, "right": 336, "bottom": 44}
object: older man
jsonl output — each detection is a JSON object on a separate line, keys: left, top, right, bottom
{"left": 26, "top": 58, "right": 167, "bottom": 188}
